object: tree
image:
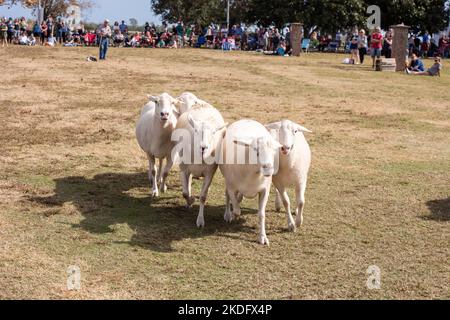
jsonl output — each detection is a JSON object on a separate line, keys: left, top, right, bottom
{"left": 368, "top": 0, "right": 449, "bottom": 33}
{"left": 129, "top": 18, "right": 138, "bottom": 28}
{"left": 149, "top": 0, "right": 449, "bottom": 33}
{"left": 151, "top": 0, "right": 231, "bottom": 26}
{"left": 0, "top": 0, "right": 93, "bottom": 20}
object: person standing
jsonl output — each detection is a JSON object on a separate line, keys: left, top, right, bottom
{"left": 61, "top": 21, "right": 69, "bottom": 43}
{"left": 14, "top": 19, "right": 20, "bottom": 41}
{"left": 119, "top": 20, "right": 127, "bottom": 34}
{"left": 370, "top": 27, "right": 383, "bottom": 68}
{"left": 383, "top": 30, "right": 393, "bottom": 58}
{"left": 421, "top": 31, "right": 430, "bottom": 58}
{"left": 99, "top": 19, "right": 111, "bottom": 60}
{"left": 0, "top": 18, "right": 8, "bottom": 47}
{"left": 47, "top": 16, "right": 54, "bottom": 39}
{"left": 358, "top": 29, "right": 368, "bottom": 64}
{"left": 349, "top": 30, "right": 359, "bottom": 64}
{"left": 56, "top": 18, "right": 63, "bottom": 44}
{"left": 40, "top": 21, "right": 48, "bottom": 45}
{"left": 32, "top": 21, "right": 42, "bottom": 45}
{"left": 176, "top": 20, "right": 184, "bottom": 47}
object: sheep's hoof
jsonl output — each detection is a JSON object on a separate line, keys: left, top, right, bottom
{"left": 159, "top": 184, "right": 167, "bottom": 194}
{"left": 196, "top": 216, "right": 205, "bottom": 228}
{"left": 224, "top": 211, "right": 233, "bottom": 223}
{"left": 187, "top": 196, "right": 196, "bottom": 206}
{"left": 275, "top": 206, "right": 281, "bottom": 213}
{"left": 258, "top": 235, "right": 270, "bottom": 246}
{"left": 295, "top": 216, "right": 304, "bottom": 228}
{"left": 287, "top": 222, "right": 296, "bottom": 233}
{"left": 151, "top": 189, "right": 159, "bottom": 198}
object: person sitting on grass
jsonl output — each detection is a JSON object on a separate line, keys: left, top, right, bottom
{"left": 19, "top": 32, "right": 29, "bottom": 45}
{"left": 28, "top": 33, "right": 36, "bottom": 46}
{"left": 406, "top": 56, "right": 442, "bottom": 77}
{"left": 276, "top": 40, "right": 287, "bottom": 56}
{"left": 130, "top": 32, "right": 141, "bottom": 47}
{"left": 263, "top": 40, "right": 288, "bottom": 56}
{"left": 406, "top": 52, "right": 425, "bottom": 72}
{"left": 44, "top": 35, "right": 56, "bottom": 47}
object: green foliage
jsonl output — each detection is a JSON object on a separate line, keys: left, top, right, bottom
{"left": 150, "top": 0, "right": 449, "bottom": 33}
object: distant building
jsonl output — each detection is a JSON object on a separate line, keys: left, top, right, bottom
{"left": 66, "top": 3, "right": 82, "bottom": 30}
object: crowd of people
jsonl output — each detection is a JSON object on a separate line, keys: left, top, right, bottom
{"left": 1, "top": 15, "right": 449, "bottom": 69}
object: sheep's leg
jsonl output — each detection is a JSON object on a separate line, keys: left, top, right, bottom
{"left": 181, "top": 171, "right": 195, "bottom": 208}
{"left": 275, "top": 185, "right": 295, "bottom": 232}
{"left": 225, "top": 189, "right": 241, "bottom": 222}
{"left": 160, "top": 156, "right": 173, "bottom": 193}
{"left": 295, "top": 180, "right": 307, "bottom": 227}
{"left": 147, "top": 154, "right": 158, "bottom": 197}
{"left": 157, "top": 158, "right": 164, "bottom": 185}
{"left": 233, "top": 191, "right": 242, "bottom": 218}
{"left": 275, "top": 189, "right": 282, "bottom": 212}
{"left": 224, "top": 190, "right": 232, "bottom": 222}
{"left": 197, "top": 171, "right": 214, "bottom": 228}
{"left": 258, "top": 188, "right": 270, "bottom": 246}
{"left": 237, "top": 192, "right": 244, "bottom": 205}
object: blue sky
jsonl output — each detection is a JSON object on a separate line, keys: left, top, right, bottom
{"left": 0, "top": 0, "right": 161, "bottom": 24}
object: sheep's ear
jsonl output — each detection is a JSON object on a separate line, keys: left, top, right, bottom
{"left": 172, "top": 105, "right": 180, "bottom": 117}
{"left": 215, "top": 123, "right": 228, "bottom": 132}
{"left": 294, "top": 124, "right": 312, "bottom": 133}
{"left": 188, "top": 114, "right": 197, "bottom": 128}
{"left": 148, "top": 95, "right": 159, "bottom": 103}
{"left": 265, "top": 122, "right": 282, "bottom": 131}
{"left": 172, "top": 98, "right": 183, "bottom": 109}
{"left": 271, "top": 138, "right": 283, "bottom": 150}
{"left": 233, "top": 137, "right": 254, "bottom": 147}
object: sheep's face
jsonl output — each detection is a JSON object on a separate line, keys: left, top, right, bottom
{"left": 179, "top": 95, "right": 198, "bottom": 114}
{"left": 188, "top": 115, "right": 227, "bottom": 159}
{"left": 255, "top": 137, "right": 281, "bottom": 177}
{"left": 279, "top": 121, "right": 298, "bottom": 156}
{"left": 148, "top": 93, "right": 180, "bottom": 122}
{"left": 266, "top": 120, "right": 312, "bottom": 156}
{"left": 234, "top": 136, "right": 282, "bottom": 177}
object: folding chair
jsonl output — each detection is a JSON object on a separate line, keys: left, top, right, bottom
{"left": 301, "top": 38, "right": 310, "bottom": 53}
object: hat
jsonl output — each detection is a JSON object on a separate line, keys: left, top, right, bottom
{"left": 104, "top": 19, "right": 110, "bottom": 23}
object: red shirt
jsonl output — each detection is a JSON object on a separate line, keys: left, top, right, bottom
{"left": 371, "top": 32, "right": 383, "bottom": 49}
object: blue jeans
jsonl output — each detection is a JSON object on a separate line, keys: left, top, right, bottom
{"left": 99, "top": 37, "right": 109, "bottom": 60}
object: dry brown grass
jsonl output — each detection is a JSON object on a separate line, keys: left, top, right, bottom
{"left": 0, "top": 46, "right": 449, "bottom": 300}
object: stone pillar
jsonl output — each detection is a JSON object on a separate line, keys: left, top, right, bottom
{"left": 390, "top": 24, "right": 410, "bottom": 71}
{"left": 290, "top": 23, "right": 303, "bottom": 57}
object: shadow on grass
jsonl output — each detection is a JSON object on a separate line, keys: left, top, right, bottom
{"left": 425, "top": 197, "right": 450, "bottom": 222}
{"left": 30, "top": 172, "right": 253, "bottom": 252}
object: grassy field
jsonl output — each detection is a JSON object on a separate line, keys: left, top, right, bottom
{"left": 0, "top": 46, "right": 449, "bottom": 300}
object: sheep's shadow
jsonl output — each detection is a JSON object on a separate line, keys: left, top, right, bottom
{"left": 29, "top": 172, "right": 254, "bottom": 252}
{"left": 424, "top": 197, "right": 450, "bottom": 222}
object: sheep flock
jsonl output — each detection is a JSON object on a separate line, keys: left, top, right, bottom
{"left": 136, "top": 92, "right": 312, "bottom": 246}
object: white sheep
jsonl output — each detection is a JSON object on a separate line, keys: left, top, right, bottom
{"left": 219, "top": 119, "right": 282, "bottom": 245}
{"left": 176, "top": 92, "right": 211, "bottom": 115}
{"left": 173, "top": 102, "right": 227, "bottom": 227}
{"left": 266, "top": 120, "right": 312, "bottom": 231}
{"left": 136, "top": 93, "right": 181, "bottom": 197}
